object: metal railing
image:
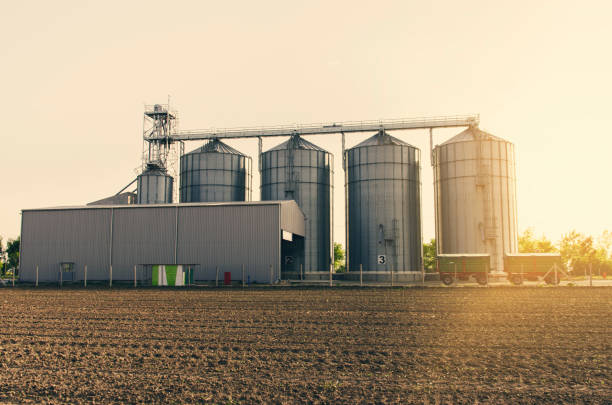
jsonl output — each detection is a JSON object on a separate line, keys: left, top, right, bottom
{"left": 145, "top": 114, "right": 480, "bottom": 141}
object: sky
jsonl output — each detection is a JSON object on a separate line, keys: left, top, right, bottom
{"left": 1, "top": 0, "right": 611, "bottom": 247}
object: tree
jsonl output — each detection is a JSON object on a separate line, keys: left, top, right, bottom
{"left": 518, "top": 228, "right": 557, "bottom": 253}
{"left": 334, "top": 243, "right": 346, "bottom": 273}
{"left": 423, "top": 239, "right": 436, "bottom": 272}
{"left": 558, "top": 230, "right": 610, "bottom": 275}
{"left": 6, "top": 237, "right": 19, "bottom": 275}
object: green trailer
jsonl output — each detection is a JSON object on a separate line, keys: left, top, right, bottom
{"left": 503, "top": 253, "right": 564, "bottom": 285}
{"left": 437, "top": 254, "right": 490, "bottom": 285}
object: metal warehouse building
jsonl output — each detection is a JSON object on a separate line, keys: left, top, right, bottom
{"left": 19, "top": 201, "right": 305, "bottom": 284}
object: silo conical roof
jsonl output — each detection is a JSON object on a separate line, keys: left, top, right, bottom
{"left": 441, "top": 127, "right": 505, "bottom": 145}
{"left": 351, "top": 130, "right": 413, "bottom": 148}
{"left": 187, "top": 138, "right": 247, "bottom": 155}
{"left": 268, "top": 134, "right": 328, "bottom": 152}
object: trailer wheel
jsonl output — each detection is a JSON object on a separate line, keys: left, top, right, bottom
{"left": 441, "top": 275, "right": 454, "bottom": 286}
{"left": 545, "top": 276, "right": 561, "bottom": 285}
{"left": 476, "top": 275, "right": 488, "bottom": 285}
{"left": 510, "top": 274, "right": 523, "bottom": 285}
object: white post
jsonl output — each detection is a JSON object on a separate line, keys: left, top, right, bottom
{"left": 216, "top": 266, "right": 219, "bottom": 287}
{"left": 35, "top": 265, "right": 39, "bottom": 287}
{"left": 360, "top": 264, "right": 363, "bottom": 287}
{"left": 109, "top": 265, "right": 112, "bottom": 288}
{"left": 242, "top": 264, "right": 245, "bottom": 288}
{"left": 134, "top": 265, "right": 137, "bottom": 288}
{"left": 84, "top": 265, "right": 87, "bottom": 288}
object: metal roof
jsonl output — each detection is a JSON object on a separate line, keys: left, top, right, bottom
{"left": 441, "top": 126, "right": 506, "bottom": 145}
{"left": 186, "top": 138, "right": 247, "bottom": 156}
{"left": 268, "top": 134, "right": 328, "bottom": 152}
{"left": 351, "top": 130, "right": 414, "bottom": 148}
{"left": 23, "top": 200, "right": 302, "bottom": 214}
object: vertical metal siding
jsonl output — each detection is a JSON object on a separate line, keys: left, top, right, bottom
{"left": 346, "top": 141, "right": 422, "bottom": 272}
{"left": 20, "top": 203, "right": 294, "bottom": 284}
{"left": 111, "top": 206, "right": 176, "bottom": 277}
{"left": 176, "top": 205, "right": 278, "bottom": 283}
{"left": 433, "top": 132, "right": 518, "bottom": 272}
{"left": 20, "top": 209, "right": 112, "bottom": 282}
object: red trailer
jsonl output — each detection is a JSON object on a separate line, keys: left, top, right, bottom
{"left": 504, "top": 253, "right": 565, "bottom": 285}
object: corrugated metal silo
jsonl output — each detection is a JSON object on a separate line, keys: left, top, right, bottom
{"left": 345, "top": 130, "right": 422, "bottom": 276}
{"left": 179, "top": 139, "right": 252, "bottom": 202}
{"left": 136, "top": 165, "right": 173, "bottom": 204}
{"left": 433, "top": 126, "right": 518, "bottom": 272}
{"left": 261, "top": 135, "right": 333, "bottom": 273}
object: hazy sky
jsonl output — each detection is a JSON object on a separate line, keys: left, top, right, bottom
{"left": 1, "top": 1, "right": 611, "bottom": 247}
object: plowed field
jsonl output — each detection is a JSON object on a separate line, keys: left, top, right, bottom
{"left": 0, "top": 287, "right": 609, "bottom": 404}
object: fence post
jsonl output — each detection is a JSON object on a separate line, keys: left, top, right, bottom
{"left": 391, "top": 264, "right": 394, "bottom": 287}
{"left": 589, "top": 263, "right": 593, "bottom": 287}
{"left": 422, "top": 265, "right": 425, "bottom": 287}
{"left": 216, "top": 266, "right": 219, "bottom": 287}
{"left": 134, "top": 265, "right": 137, "bottom": 288}
{"left": 84, "top": 265, "right": 87, "bottom": 288}
{"left": 300, "top": 264, "right": 303, "bottom": 281}
{"left": 360, "top": 264, "right": 363, "bottom": 287}
{"left": 242, "top": 264, "right": 245, "bottom": 288}
{"left": 36, "top": 265, "right": 39, "bottom": 287}
{"left": 109, "top": 265, "right": 112, "bottom": 288}
{"left": 12, "top": 267, "right": 15, "bottom": 287}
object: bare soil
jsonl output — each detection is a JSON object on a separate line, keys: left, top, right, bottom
{"left": 0, "top": 287, "right": 609, "bottom": 404}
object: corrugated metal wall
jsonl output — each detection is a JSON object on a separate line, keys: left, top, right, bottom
{"left": 20, "top": 203, "right": 298, "bottom": 283}
{"left": 112, "top": 207, "right": 177, "bottom": 273}
{"left": 21, "top": 209, "right": 112, "bottom": 281}
{"left": 176, "top": 205, "right": 278, "bottom": 282}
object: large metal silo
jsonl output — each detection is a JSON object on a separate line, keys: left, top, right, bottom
{"left": 433, "top": 127, "right": 518, "bottom": 272}
{"left": 137, "top": 165, "right": 173, "bottom": 204}
{"left": 261, "top": 135, "right": 333, "bottom": 274}
{"left": 179, "top": 139, "right": 252, "bottom": 202}
{"left": 345, "top": 130, "right": 422, "bottom": 277}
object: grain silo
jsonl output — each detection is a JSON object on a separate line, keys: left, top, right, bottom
{"left": 433, "top": 126, "right": 518, "bottom": 272}
{"left": 179, "top": 139, "right": 252, "bottom": 203}
{"left": 136, "top": 165, "right": 173, "bottom": 204}
{"left": 261, "top": 135, "right": 333, "bottom": 274}
{"left": 345, "top": 130, "right": 422, "bottom": 278}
